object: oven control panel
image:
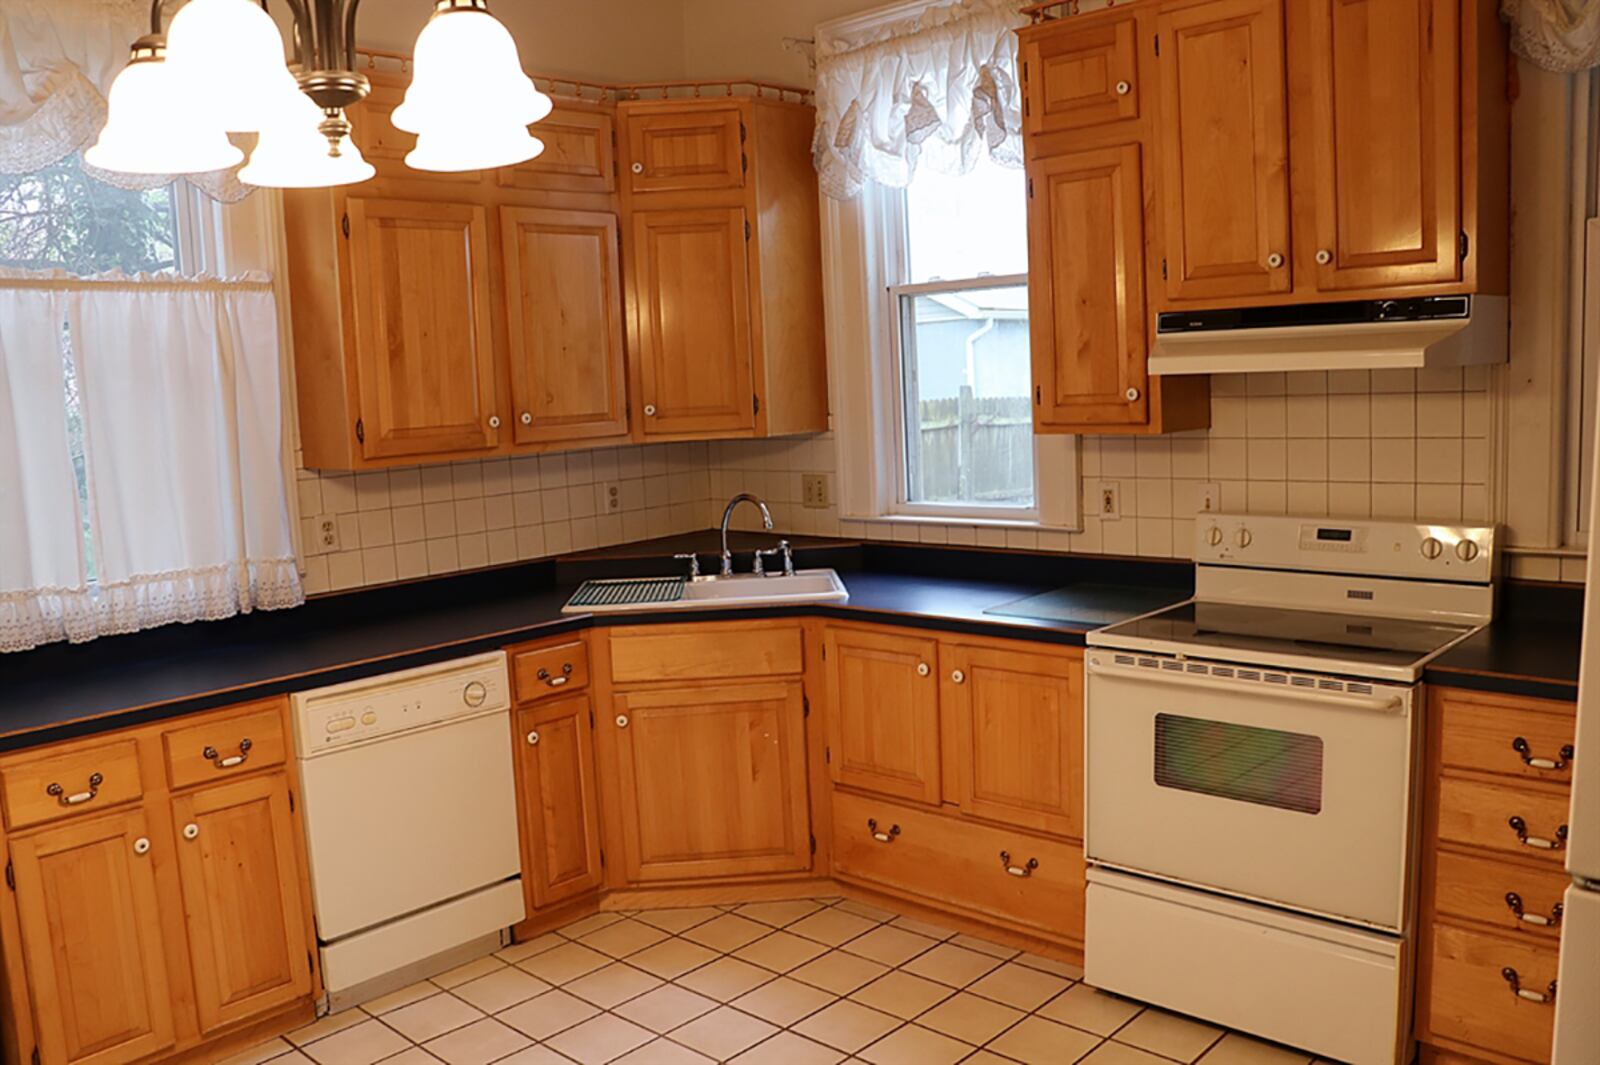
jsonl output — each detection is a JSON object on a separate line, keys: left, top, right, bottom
{"left": 1195, "top": 514, "right": 1497, "bottom": 583}
{"left": 291, "top": 651, "right": 511, "bottom": 756}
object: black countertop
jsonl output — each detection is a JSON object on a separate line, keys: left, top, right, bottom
{"left": 0, "top": 536, "right": 1583, "bottom": 752}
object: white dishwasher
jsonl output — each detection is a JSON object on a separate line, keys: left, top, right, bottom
{"left": 292, "top": 651, "right": 524, "bottom": 1007}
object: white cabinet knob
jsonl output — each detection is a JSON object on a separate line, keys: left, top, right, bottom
{"left": 916, "top": 662, "right": 930, "bottom": 677}
{"left": 951, "top": 669, "right": 966, "bottom": 684}
{"left": 1125, "top": 387, "right": 1141, "bottom": 402}
{"left": 615, "top": 714, "right": 630, "bottom": 728}
{"left": 1316, "top": 249, "right": 1333, "bottom": 265}
{"left": 526, "top": 730, "right": 540, "bottom": 746}
{"left": 488, "top": 415, "right": 501, "bottom": 429}
{"left": 1115, "top": 80, "right": 1131, "bottom": 95}
{"left": 520, "top": 412, "right": 533, "bottom": 425}
{"left": 643, "top": 404, "right": 657, "bottom": 417}
{"left": 183, "top": 823, "right": 199, "bottom": 841}
{"left": 1267, "top": 252, "right": 1284, "bottom": 269}
{"left": 631, "top": 162, "right": 644, "bottom": 174}
{"left": 133, "top": 837, "right": 151, "bottom": 855}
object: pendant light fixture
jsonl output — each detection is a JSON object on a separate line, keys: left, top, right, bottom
{"left": 92, "top": 0, "right": 547, "bottom": 188}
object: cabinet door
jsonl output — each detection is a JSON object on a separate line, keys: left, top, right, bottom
{"left": 11, "top": 810, "right": 176, "bottom": 1065}
{"left": 170, "top": 773, "right": 312, "bottom": 1034}
{"left": 942, "top": 645, "right": 1083, "bottom": 838}
{"left": 1295, "top": 0, "right": 1461, "bottom": 291}
{"left": 623, "top": 106, "right": 745, "bottom": 193}
{"left": 1156, "top": 0, "right": 1292, "bottom": 302}
{"left": 501, "top": 207, "right": 629, "bottom": 445}
{"left": 630, "top": 208, "right": 756, "bottom": 436}
{"left": 346, "top": 198, "right": 500, "bottom": 460}
{"left": 499, "top": 105, "right": 616, "bottom": 195}
{"left": 612, "top": 681, "right": 810, "bottom": 882}
{"left": 823, "top": 627, "right": 942, "bottom": 805}
{"left": 1023, "top": 13, "right": 1141, "bottom": 135}
{"left": 515, "top": 695, "right": 604, "bottom": 908}
{"left": 1028, "top": 143, "right": 1149, "bottom": 429}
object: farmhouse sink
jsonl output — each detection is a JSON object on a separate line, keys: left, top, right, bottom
{"left": 562, "top": 569, "right": 849, "bottom": 614}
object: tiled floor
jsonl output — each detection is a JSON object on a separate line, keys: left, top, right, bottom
{"left": 226, "top": 897, "right": 1341, "bottom": 1065}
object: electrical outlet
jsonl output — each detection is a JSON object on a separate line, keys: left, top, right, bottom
{"left": 801, "top": 473, "right": 830, "bottom": 509}
{"left": 599, "top": 481, "right": 621, "bottom": 513}
{"left": 1099, "top": 482, "right": 1121, "bottom": 520}
{"left": 1199, "top": 482, "right": 1222, "bottom": 514}
{"left": 311, "top": 516, "right": 339, "bottom": 554}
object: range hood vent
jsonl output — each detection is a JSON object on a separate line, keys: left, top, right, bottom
{"left": 1148, "top": 295, "right": 1507, "bottom": 376}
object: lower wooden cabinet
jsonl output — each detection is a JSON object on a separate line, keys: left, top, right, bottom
{"left": 514, "top": 694, "right": 605, "bottom": 909}
{"left": 823, "top": 626, "right": 942, "bottom": 806}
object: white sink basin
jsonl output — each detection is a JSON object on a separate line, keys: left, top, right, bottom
{"left": 562, "top": 569, "right": 848, "bottom": 614}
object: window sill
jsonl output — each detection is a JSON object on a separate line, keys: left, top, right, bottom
{"left": 852, "top": 513, "right": 1084, "bottom": 534}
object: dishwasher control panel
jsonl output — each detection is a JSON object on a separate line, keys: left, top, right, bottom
{"left": 291, "top": 651, "right": 511, "bottom": 755}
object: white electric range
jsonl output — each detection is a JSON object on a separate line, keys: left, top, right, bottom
{"left": 1083, "top": 514, "right": 1498, "bottom": 1065}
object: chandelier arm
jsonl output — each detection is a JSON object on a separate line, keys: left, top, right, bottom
{"left": 148, "top": 0, "right": 168, "bottom": 35}
{"left": 278, "top": 0, "right": 314, "bottom": 70}
{"left": 343, "top": 0, "right": 363, "bottom": 72}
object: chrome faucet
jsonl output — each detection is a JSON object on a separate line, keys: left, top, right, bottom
{"left": 720, "top": 493, "right": 773, "bottom": 576}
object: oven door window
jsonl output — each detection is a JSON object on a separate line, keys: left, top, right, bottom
{"left": 1153, "top": 714, "right": 1324, "bottom": 815}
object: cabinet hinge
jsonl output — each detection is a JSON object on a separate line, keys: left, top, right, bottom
{"left": 753, "top": 393, "right": 760, "bottom": 416}
{"left": 1026, "top": 176, "right": 1033, "bottom": 199}
{"left": 599, "top": 848, "right": 606, "bottom": 868}
{"left": 1023, "top": 97, "right": 1030, "bottom": 118}
{"left": 741, "top": 153, "right": 748, "bottom": 175}
{"left": 1161, "top": 258, "right": 1168, "bottom": 280}
{"left": 1459, "top": 231, "right": 1470, "bottom": 260}
{"left": 1154, "top": 34, "right": 1160, "bottom": 56}
{"left": 341, "top": 213, "right": 350, "bottom": 239}
{"left": 1022, "top": 60, "right": 1028, "bottom": 83}
{"left": 4, "top": 861, "right": 12, "bottom": 890}
{"left": 744, "top": 219, "right": 751, "bottom": 241}
{"left": 802, "top": 694, "right": 810, "bottom": 717}
{"left": 288, "top": 791, "right": 295, "bottom": 813}
{"left": 740, "top": 122, "right": 748, "bottom": 143}
{"left": 1035, "top": 384, "right": 1042, "bottom": 406}
{"left": 589, "top": 709, "right": 595, "bottom": 728}
{"left": 809, "top": 834, "right": 817, "bottom": 855}
{"left": 824, "top": 746, "right": 831, "bottom": 764}
{"left": 355, "top": 418, "right": 365, "bottom": 444}
{"left": 32, "top": 1047, "right": 40, "bottom": 1065}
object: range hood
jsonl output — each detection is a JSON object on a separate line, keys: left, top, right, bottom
{"left": 1148, "top": 295, "right": 1508, "bottom": 375}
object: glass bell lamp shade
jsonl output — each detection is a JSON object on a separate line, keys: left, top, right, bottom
{"left": 165, "top": 0, "right": 301, "bottom": 133}
{"left": 239, "top": 98, "right": 375, "bottom": 189}
{"left": 406, "top": 125, "right": 544, "bottom": 173}
{"left": 85, "top": 44, "right": 244, "bottom": 175}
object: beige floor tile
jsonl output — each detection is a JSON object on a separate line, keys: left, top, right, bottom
{"left": 557, "top": 912, "right": 626, "bottom": 939}
{"left": 634, "top": 907, "right": 723, "bottom": 934}
{"left": 789, "top": 950, "right": 890, "bottom": 995}
{"left": 839, "top": 925, "right": 938, "bottom": 967}
{"left": 849, "top": 970, "right": 955, "bottom": 1020}
{"left": 1115, "top": 1007, "right": 1224, "bottom": 1062}
{"left": 516, "top": 941, "right": 612, "bottom": 985}
{"left": 856, "top": 1024, "right": 972, "bottom": 1065}
{"left": 730, "top": 1031, "right": 847, "bottom": 1064}
{"left": 300, "top": 1019, "right": 411, "bottom": 1065}
{"left": 564, "top": 962, "right": 664, "bottom": 1009}
{"left": 1080, "top": 1043, "right": 1174, "bottom": 1065}
{"left": 833, "top": 899, "right": 899, "bottom": 923}
{"left": 611, "top": 1038, "right": 715, "bottom": 1064}
{"left": 495, "top": 989, "right": 600, "bottom": 1041}
{"left": 422, "top": 1018, "right": 532, "bottom": 1065}
{"left": 682, "top": 913, "right": 771, "bottom": 952}
{"left": 1198, "top": 1032, "right": 1316, "bottom": 1065}
{"left": 545, "top": 1014, "right": 655, "bottom": 1065}
{"left": 888, "top": 915, "right": 958, "bottom": 941}
{"left": 669, "top": 1005, "right": 779, "bottom": 1061}
{"left": 383, "top": 995, "right": 485, "bottom": 1043}
{"left": 285, "top": 1010, "right": 368, "bottom": 1047}
{"left": 491, "top": 1046, "right": 580, "bottom": 1065}
{"left": 916, "top": 992, "right": 1025, "bottom": 1045}
{"left": 1037, "top": 983, "right": 1145, "bottom": 1037}
{"left": 360, "top": 982, "right": 439, "bottom": 1017}
{"left": 901, "top": 943, "right": 1004, "bottom": 988}
{"left": 968, "top": 961, "right": 1073, "bottom": 1012}
{"left": 950, "top": 933, "right": 1019, "bottom": 960}
{"left": 369, "top": 1050, "right": 436, "bottom": 1065}
{"left": 451, "top": 966, "right": 548, "bottom": 1013}
{"left": 626, "top": 938, "right": 722, "bottom": 980}
{"left": 614, "top": 984, "right": 719, "bottom": 1032}
{"left": 731, "top": 975, "right": 836, "bottom": 1026}
{"left": 987, "top": 1015, "right": 1103, "bottom": 1064}
{"left": 218, "top": 1037, "right": 295, "bottom": 1065}
{"left": 497, "top": 933, "right": 564, "bottom": 965}
{"left": 271, "top": 1055, "right": 314, "bottom": 1063}
{"left": 788, "top": 908, "right": 880, "bottom": 946}
{"left": 1014, "top": 952, "right": 1084, "bottom": 981}
{"left": 432, "top": 955, "right": 507, "bottom": 989}
{"left": 579, "top": 919, "right": 670, "bottom": 959}
{"left": 961, "top": 1052, "right": 1017, "bottom": 1064}
{"left": 733, "top": 929, "right": 829, "bottom": 972}
{"left": 792, "top": 1000, "right": 902, "bottom": 1053}
{"left": 675, "top": 956, "right": 775, "bottom": 1001}
{"left": 735, "top": 899, "right": 825, "bottom": 927}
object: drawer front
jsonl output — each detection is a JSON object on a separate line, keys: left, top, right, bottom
{"left": 513, "top": 638, "right": 592, "bottom": 702}
{"left": 1425, "top": 923, "right": 1558, "bottom": 1063}
{"left": 609, "top": 624, "right": 804, "bottom": 684}
{"left": 1432, "top": 850, "right": 1570, "bottom": 942}
{"left": 163, "top": 704, "right": 288, "bottom": 791}
{"left": 831, "top": 791, "right": 1085, "bottom": 942}
{"left": 1436, "top": 693, "right": 1576, "bottom": 787}
{"left": 1, "top": 740, "right": 143, "bottom": 830}
{"left": 1436, "top": 776, "right": 1570, "bottom": 866}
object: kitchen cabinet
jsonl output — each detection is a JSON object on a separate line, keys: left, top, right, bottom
{"left": 514, "top": 695, "right": 605, "bottom": 909}
{"left": 618, "top": 97, "right": 828, "bottom": 442}
{"left": 822, "top": 625, "right": 942, "bottom": 806}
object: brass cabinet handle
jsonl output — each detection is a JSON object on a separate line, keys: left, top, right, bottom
{"left": 182, "top": 823, "right": 199, "bottom": 841}
{"left": 526, "top": 730, "right": 540, "bottom": 746}
{"left": 867, "top": 818, "right": 899, "bottom": 844}
{"left": 1000, "top": 851, "right": 1039, "bottom": 877}
{"left": 203, "top": 738, "right": 252, "bottom": 770}
{"left": 537, "top": 664, "right": 573, "bottom": 687}
{"left": 1508, "top": 816, "right": 1568, "bottom": 850}
{"left": 47, "top": 772, "right": 103, "bottom": 807}
{"left": 1505, "top": 892, "right": 1563, "bottom": 928}
{"left": 1513, "top": 737, "right": 1574, "bottom": 772}
{"left": 1502, "top": 967, "right": 1556, "bottom": 1004}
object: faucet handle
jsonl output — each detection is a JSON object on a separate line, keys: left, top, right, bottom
{"left": 776, "top": 540, "right": 794, "bottom": 577}
{"left": 672, "top": 552, "right": 701, "bottom": 579}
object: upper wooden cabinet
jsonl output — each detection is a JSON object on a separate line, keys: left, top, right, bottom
{"left": 624, "top": 106, "right": 747, "bottom": 193}
{"left": 1023, "top": 11, "right": 1141, "bottom": 135}
{"left": 500, "top": 107, "right": 617, "bottom": 196}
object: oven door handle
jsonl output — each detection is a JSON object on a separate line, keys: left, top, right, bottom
{"left": 1086, "top": 658, "right": 1405, "bottom": 713}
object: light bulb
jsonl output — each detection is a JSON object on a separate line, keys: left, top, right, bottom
{"left": 166, "top": 0, "right": 301, "bottom": 133}
{"left": 85, "top": 41, "right": 244, "bottom": 176}
{"left": 239, "top": 96, "right": 375, "bottom": 189}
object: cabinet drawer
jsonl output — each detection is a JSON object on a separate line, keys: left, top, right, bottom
{"left": 1425, "top": 923, "right": 1557, "bottom": 1063}
{"left": 831, "top": 791, "right": 1085, "bottom": 942}
{"left": 512, "top": 638, "right": 592, "bottom": 702}
{"left": 1436, "top": 776, "right": 1570, "bottom": 866}
{"left": 608, "top": 624, "right": 803, "bottom": 683}
{"left": 1, "top": 740, "right": 143, "bottom": 830}
{"left": 1433, "top": 850, "right": 1570, "bottom": 942}
{"left": 162, "top": 704, "right": 288, "bottom": 790}
{"left": 1436, "top": 692, "right": 1576, "bottom": 787}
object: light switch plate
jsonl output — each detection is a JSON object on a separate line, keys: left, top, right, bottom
{"left": 801, "top": 473, "right": 830, "bottom": 509}
{"left": 1099, "top": 482, "right": 1121, "bottom": 521}
{"left": 1199, "top": 483, "right": 1222, "bottom": 514}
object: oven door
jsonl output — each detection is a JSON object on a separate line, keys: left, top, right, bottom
{"left": 1084, "top": 650, "right": 1417, "bottom": 930}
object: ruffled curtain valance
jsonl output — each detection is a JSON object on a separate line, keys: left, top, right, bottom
{"left": 812, "top": 0, "right": 1027, "bottom": 199}
{"left": 0, "top": 0, "right": 250, "bottom": 201}
{"left": 1502, "top": 0, "right": 1600, "bottom": 71}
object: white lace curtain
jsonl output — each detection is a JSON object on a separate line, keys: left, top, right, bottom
{"left": 0, "top": 272, "right": 301, "bottom": 653}
{"left": 0, "top": 0, "right": 250, "bottom": 200}
{"left": 1502, "top": 0, "right": 1600, "bottom": 71}
{"left": 812, "top": 0, "right": 1027, "bottom": 199}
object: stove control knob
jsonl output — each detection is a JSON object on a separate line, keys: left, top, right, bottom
{"left": 1234, "top": 528, "right": 1253, "bottom": 549}
{"left": 1205, "top": 526, "right": 1223, "bottom": 547}
{"left": 1456, "top": 539, "right": 1480, "bottom": 562}
{"left": 1420, "top": 537, "right": 1444, "bottom": 560}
